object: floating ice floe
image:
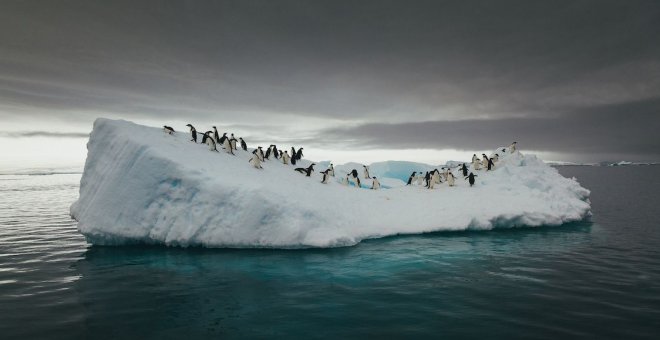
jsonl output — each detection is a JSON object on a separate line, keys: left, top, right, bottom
{"left": 71, "top": 119, "right": 591, "bottom": 248}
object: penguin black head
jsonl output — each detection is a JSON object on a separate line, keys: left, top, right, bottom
{"left": 186, "top": 124, "right": 192, "bottom": 127}
{"left": 213, "top": 126, "right": 216, "bottom": 128}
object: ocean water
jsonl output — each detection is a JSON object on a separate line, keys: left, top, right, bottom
{"left": 1, "top": 166, "right": 659, "bottom": 339}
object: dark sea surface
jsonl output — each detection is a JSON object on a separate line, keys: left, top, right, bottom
{"left": 0, "top": 166, "right": 659, "bottom": 339}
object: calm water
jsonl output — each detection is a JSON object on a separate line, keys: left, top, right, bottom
{"left": 1, "top": 166, "right": 659, "bottom": 339}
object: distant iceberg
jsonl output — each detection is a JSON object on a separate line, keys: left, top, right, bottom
{"left": 70, "top": 119, "right": 591, "bottom": 248}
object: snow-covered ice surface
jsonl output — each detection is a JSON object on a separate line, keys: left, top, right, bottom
{"left": 71, "top": 119, "right": 591, "bottom": 248}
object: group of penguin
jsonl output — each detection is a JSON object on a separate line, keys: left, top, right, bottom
{"left": 165, "top": 124, "right": 516, "bottom": 190}
{"left": 405, "top": 142, "right": 517, "bottom": 189}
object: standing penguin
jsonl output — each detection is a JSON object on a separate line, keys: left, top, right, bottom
{"left": 349, "top": 169, "right": 361, "bottom": 188}
{"left": 482, "top": 154, "right": 489, "bottom": 169}
{"left": 239, "top": 138, "right": 247, "bottom": 151}
{"left": 257, "top": 147, "right": 265, "bottom": 161}
{"left": 249, "top": 150, "right": 262, "bottom": 169}
{"left": 492, "top": 154, "right": 499, "bottom": 163}
{"left": 436, "top": 169, "right": 444, "bottom": 184}
{"left": 406, "top": 171, "right": 417, "bottom": 185}
{"left": 486, "top": 157, "right": 495, "bottom": 171}
{"left": 204, "top": 132, "right": 219, "bottom": 152}
{"left": 460, "top": 163, "right": 468, "bottom": 177}
{"left": 264, "top": 146, "right": 272, "bottom": 160}
{"left": 213, "top": 126, "right": 220, "bottom": 144}
{"left": 509, "top": 141, "right": 517, "bottom": 152}
{"left": 272, "top": 145, "right": 279, "bottom": 159}
{"left": 219, "top": 133, "right": 227, "bottom": 145}
{"left": 185, "top": 124, "right": 197, "bottom": 143}
{"left": 473, "top": 155, "right": 481, "bottom": 170}
{"left": 282, "top": 151, "right": 291, "bottom": 164}
{"left": 371, "top": 177, "right": 381, "bottom": 190}
{"left": 296, "top": 148, "right": 304, "bottom": 161}
{"left": 465, "top": 172, "right": 478, "bottom": 187}
{"left": 201, "top": 131, "right": 212, "bottom": 145}
{"left": 363, "top": 165, "right": 371, "bottom": 179}
{"left": 223, "top": 137, "right": 234, "bottom": 155}
{"left": 328, "top": 163, "right": 335, "bottom": 177}
{"left": 447, "top": 171, "right": 456, "bottom": 186}
{"left": 321, "top": 169, "right": 330, "bottom": 184}
{"left": 291, "top": 147, "right": 297, "bottom": 159}
{"left": 429, "top": 171, "right": 438, "bottom": 189}
{"left": 416, "top": 173, "right": 424, "bottom": 186}
{"left": 230, "top": 134, "right": 237, "bottom": 151}
{"left": 424, "top": 171, "right": 431, "bottom": 188}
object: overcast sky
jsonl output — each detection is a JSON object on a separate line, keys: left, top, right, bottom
{"left": 1, "top": 0, "right": 659, "bottom": 168}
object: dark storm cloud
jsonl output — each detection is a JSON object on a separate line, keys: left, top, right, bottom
{"left": 312, "top": 97, "right": 660, "bottom": 160}
{"left": 1, "top": 0, "right": 659, "bottom": 160}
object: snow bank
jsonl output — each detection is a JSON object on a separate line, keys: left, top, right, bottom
{"left": 71, "top": 119, "right": 591, "bottom": 248}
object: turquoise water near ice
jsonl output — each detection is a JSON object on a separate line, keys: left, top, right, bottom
{"left": 1, "top": 166, "right": 659, "bottom": 339}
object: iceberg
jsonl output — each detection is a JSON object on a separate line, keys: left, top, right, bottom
{"left": 71, "top": 119, "right": 591, "bottom": 248}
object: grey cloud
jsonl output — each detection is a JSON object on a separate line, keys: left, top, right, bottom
{"left": 0, "top": 0, "right": 659, "bottom": 161}
{"left": 311, "top": 97, "right": 660, "bottom": 161}
{"left": 0, "top": 131, "right": 89, "bottom": 138}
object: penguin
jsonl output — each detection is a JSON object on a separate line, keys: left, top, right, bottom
{"left": 290, "top": 147, "right": 297, "bottom": 165}
{"left": 264, "top": 146, "right": 272, "bottom": 160}
{"left": 482, "top": 154, "right": 489, "bottom": 169}
{"left": 501, "top": 148, "right": 507, "bottom": 153}
{"left": 328, "top": 163, "right": 335, "bottom": 177}
{"left": 272, "top": 145, "right": 279, "bottom": 159}
{"left": 465, "top": 172, "right": 478, "bottom": 187}
{"left": 460, "top": 163, "right": 468, "bottom": 177}
{"left": 416, "top": 173, "right": 424, "bottom": 186}
{"left": 219, "top": 133, "right": 227, "bottom": 145}
{"left": 258, "top": 147, "right": 265, "bottom": 161}
{"left": 294, "top": 163, "right": 315, "bottom": 177}
{"left": 223, "top": 137, "right": 234, "bottom": 155}
{"left": 282, "top": 151, "right": 290, "bottom": 164}
{"left": 424, "top": 171, "right": 431, "bottom": 188}
{"left": 406, "top": 171, "right": 417, "bottom": 185}
{"left": 429, "top": 171, "right": 438, "bottom": 189}
{"left": 321, "top": 169, "right": 330, "bottom": 184}
{"left": 239, "top": 138, "right": 247, "bottom": 151}
{"left": 341, "top": 175, "right": 349, "bottom": 186}
{"left": 348, "top": 169, "right": 361, "bottom": 188}
{"left": 473, "top": 155, "right": 481, "bottom": 170}
{"left": 363, "top": 165, "right": 371, "bottom": 179}
{"left": 509, "top": 141, "right": 517, "bottom": 152}
{"left": 213, "top": 126, "right": 220, "bottom": 144}
{"left": 163, "top": 126, "right": 175, "bottom": 134}
{"left": 201, "top": 130, "right": 212, "bottom": 145}
{"left": 447, "top": 171, "right": 456, "bottom": 186}
{"left": 371, "top": 177, "right": 381, "bottom": 190}
{"left": 437, "top": 169, "right": 444, "bottom": 184}
{"left": 185, "top": 124, "right": 197, "bottom": 143}
{"left": 204, "top": 132, "right": 219, "bottom": 152}
{"left": 249, "top": 150, "right": 263, "bottom": 169}
{"left": 296, "top": 148, "right": 304, "bottom": 161}
{"left": 486, "top": 157, "right": 495, "bottom": 171}
{"left": 492, "top": 154, "right": 499, "bottom": 163}
{"left": 230, "top": 134, "right": 237, "bottom": 151}
{"left": 279, "top": 150, "right": 283, "bottom": 158}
